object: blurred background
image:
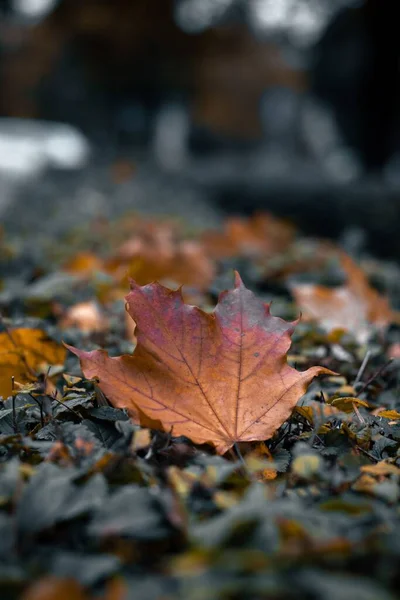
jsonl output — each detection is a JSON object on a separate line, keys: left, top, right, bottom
{"left": 0, "top": 0, "right": 399, "bottom": 254}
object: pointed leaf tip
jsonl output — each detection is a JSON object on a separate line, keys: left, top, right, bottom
{"left": 128, "top": 278, "right": 139, "bottom": 290}
{"left": 233, "top": 270, "right": 244, "bottom": 288}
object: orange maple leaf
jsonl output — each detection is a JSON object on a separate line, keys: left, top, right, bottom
{"left": 68, "top": 273, "right": 330, "bottom": 454}
{"left": 108, "top": 222, "right": 215, "bottom": 289}
{"left": 202, "top": 213, "right": 295, "bottom": 260}
{"left": 292, "top": 253, "right": 398, "bottom": 342}
{"left": 64, "top": 220, "right": 215, "bottom": 291}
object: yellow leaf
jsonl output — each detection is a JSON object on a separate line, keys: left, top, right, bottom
{"left": 330, "top": 397, "right": 369, "bottom": 413}
{"left": 292, "top": 454, "right": 321, "bottom": 479}
{"left": 0, "top": 328, "right": 66, "bottom": 399}
{"left": 377, "top": 410, "right": 400, "bottom": 420}
{"left": 361, "top": 461, "right": 400, "bottom": 477}
{"left": 131, "top": 428, "right": 151, "bottom": 452}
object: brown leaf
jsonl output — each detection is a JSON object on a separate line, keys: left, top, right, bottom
{"left": 0, "top": 328, "right": 66, "bottom": 398}
{"left": 62, "top": 219, "right": 215, "bottom": 292}
{"left": 292, "top": 253, "right": 398, "bottom": 342}
{"left": 21, "top": 577, "right": 87, "bottom": 600}
{"left": 361, "top": 461, "right": 400, "bottom": 477}
{"left": 63, "top": 252, "right": 103, "bottom": 276}
{"left": 21, "top": 577, "right": 126, "bottom": 600}
{"left": 60, "top": 301, "right": 107, "bottom": 333}
{"left": 202, "top": 213, "right": 295, "bottom": 260}
{"left": 108, "top": 224, "right": 215, "bottom": 289}
{"left": 69, "top": 273, "right": 330, "bottom": 454}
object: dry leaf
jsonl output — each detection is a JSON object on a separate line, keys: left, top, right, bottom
{"left": 63, "top": 252, "right": 103, "bottom": 276}
{"left": 62, "top": 219, "right": 215, "bottom": 292}
{"left": 21, "top": 577, "right": 87, "bottom": 600}
{"left": 360, "top": 461, "right": 400, "bottom": 477}
{"left": 292, "top": 253, "right": 398, "bottom": 342}
{"left": 60, "top": 301, "right": 107, "bottom": 333}
{"left": 131, "top": 428, "right": 151, "bottom": 452}
{"left": 387, "top": 343, "right": 400, "bottom": 359}
{"left": 0, "top": 328, "right": 66, "bottom": 398}
{"left": 373, "top": 409, "right": 400, "bottom": 420}
{"left": 69, "top": 273, "right": 330, "bottom": 454}
{"left": 108, "top": 225, "right": 215, "bottom": 289}
{"left": 202, "top": 213, "right": 295, "bottom": 260}
{"left": 21, "top": 577, "right": 126, "bottom": 600}
{"left": 294, "top": 401, "right": 340, "bottom": 426}
{"left": 329, "top": 397, "right": 370, "bottom": 413}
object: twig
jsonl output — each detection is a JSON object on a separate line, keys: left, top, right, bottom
{"left": 357, "top": 358, "right": 394, "bottom": 396}
{"left": 51, "top": 391, "right": 81, "bottom": 419}
{"left": 356, "top": 446, "right": 378, "bottom": 463}
{"left": 270, "top": 420, "right": 292, "bottom": 450}
{"left": 233, "top": 442, "right": 252, "bottom": 479}
{"left": 28, "top": 393, "right": 45, "bottom": 429}
{"left": 354, "top": 350, "right": 371, "bottom": 387}
{"left": 11, "top": 377, "right": 18, "bottom": 433}
{"left": 352, "top": 402, "right": 366, "bottom": 424}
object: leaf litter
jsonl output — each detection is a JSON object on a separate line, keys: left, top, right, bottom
{"left": 1, "top": 212, "right": 400, "bottom": 599}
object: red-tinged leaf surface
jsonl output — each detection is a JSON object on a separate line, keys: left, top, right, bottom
{"left": 69, "top": 273, "right": 331, "bottom": 454}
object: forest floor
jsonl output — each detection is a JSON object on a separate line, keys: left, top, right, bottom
{"left": 2, "top": 170, "right": 400, "bottom": 600}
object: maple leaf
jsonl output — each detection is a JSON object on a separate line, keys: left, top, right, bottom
{"left": 107, "top": 223, "right": 215, "bottom": 289}
{"left": 0, "top": 328, "right": 66, "bottom": 398}
{"left": 63, "top": 219, "right": 215, "bottom": 291}
{"left": 69, "top": 273, "right": 330, "bottom": 454}
{"left": 292, "top": 253, "right": 398, "bottom": 342}
{"left": 202, "top": 213, "right": 295, "bottom": 260}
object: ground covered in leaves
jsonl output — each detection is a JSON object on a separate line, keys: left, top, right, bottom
{"left": 2, "top": 212, "right": 400, "bottom": 600}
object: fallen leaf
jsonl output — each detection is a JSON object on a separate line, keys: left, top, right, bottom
{"left": 245, "top": 445, "right": 278, "bottom": 481}
{"left": 294, "top": 401, "right": 340, "bottom": 426}
{"left": 292, "top": 253, "right": 398, "bottom": 342}
{"left": 361, "top": 462, "right": 400, "bottom": 477}
{"left": 329, "top": 397, "right": 370, "bottom": 413}
{"left": 108, "top": 228, "right": 215, "bottom": 290}
{"left": 131, "top": 428, "right": 151, "bottom": 452}
{"left": 387, "top": 343, "right": 400, "bottom": 359}
{"left": 21, "top": 576, "right": 126, "bottom": 600}
{"left": 60, "top": 301, "right": 107, "bottom": 333}
{"left": 374, "top": 409, "right": 400, "bottom": 420}
{"left": 0, "top": 328, "right": 66, "bottom": 398}
{"left": 69, "top": 273, "right": 331, "bottom": 453}
{"left": 63, "top": 252, "right": 103, "bottom": 276}
{"left": 21, "top": 577, "right": 87, "bottom": 600}
{"left": 291, "top": 454, "right": 322, "bottom": 479}
{"left": 202, "top": 212, "right": 295, "bottom": 259}
{"left": 101, "top": 579, "right": 127, "bottom": 600}
{"left": 62, "top": 219, "right": 215, "bottom": 292}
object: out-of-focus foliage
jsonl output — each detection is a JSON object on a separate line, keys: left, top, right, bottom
{"left": 2, "top": 209, "right": 400, "bottom": 599}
